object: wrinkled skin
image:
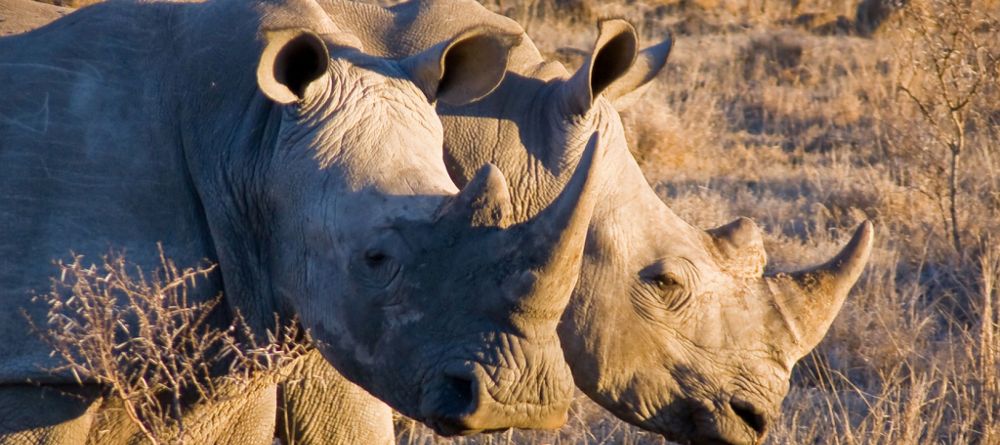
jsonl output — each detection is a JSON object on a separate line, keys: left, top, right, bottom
{"left": 0, "top": 0, "right": 607, "bottom": 440}
{"left": 314, "top": 2, "right": 874, "bottom": 444}
{"left": 0, "top": 1, "right": 875, "bottom": 444}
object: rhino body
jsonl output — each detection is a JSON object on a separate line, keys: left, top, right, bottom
{"left": 0, "top": 1, "right": 874, "bottom": 444}
{"left": 302, "top": 1, "right": 874, "bottom": 444}
{"left": 0, "top": 0, "right": 609, "bottom": 440}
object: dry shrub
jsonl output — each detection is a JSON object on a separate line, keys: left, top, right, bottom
{"left": 29, "top": 248, "right": 305, "bottom": 444}
{"left": 888, "top": 0, "right": 1000, "bottom": 257}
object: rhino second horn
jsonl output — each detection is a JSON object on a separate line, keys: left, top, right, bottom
{"left": 437, "top": 163, "right": 514, "bottom": 228}
{"left": 511, "top": 132, "right": 604, "bottom": 315}
{"left": 709, "top": 217, "right": 765, "bottom": 255}
{"left": 707, "top": 216, "right": 767, "bottom": 277}
{"left": 766, "top": 221, "right": 874, "bottom": 360}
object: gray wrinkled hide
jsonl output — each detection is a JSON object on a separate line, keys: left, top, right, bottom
{"left": 305, "top": 2, "right": 874, "bottom": 445}
{"left": 0, "top": 1, "right": 395, "bottom": 443}
{"left": 0, "top": 1, "right": 874, "bottom": 444}
{"left": 0, "top": 0, "right": 392, "bottom": 439}
{"left": 0, "top": 0, "right": 608, "bottom": 441}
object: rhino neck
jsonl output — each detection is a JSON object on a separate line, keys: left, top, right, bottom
{"left": 169, "top": 1, "right": 299, "bottom": 336}
{"left": 439, "top": 72, "right": 636, "bottom": 220}
{"left": 181, "top": 96, "right": 290, "bottom": 337}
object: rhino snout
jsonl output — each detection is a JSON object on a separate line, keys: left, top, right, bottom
{"left": 420, "top": 355, "right": 572, "bottom": 436}
{"left": 421, "top": 363, "right": 482, "bottom": 436}
{"left": 669, "top": 394, "right": 772, "bottom": 445}
{"left": 727, "top": 395, "right": 770, "bottom": 443}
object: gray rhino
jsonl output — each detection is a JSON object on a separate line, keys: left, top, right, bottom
{"left": 0, "top": 1, "right": 874, "bottom": 444}
{"left": 290, "top": 1, "right": 872, "bottom": 444}
{"left": 0, "top": 0, "right": 606, "bottom": 441}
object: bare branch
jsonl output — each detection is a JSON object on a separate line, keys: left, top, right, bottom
{"left": 30, "top": 248, "right": 306, "bottom": 444}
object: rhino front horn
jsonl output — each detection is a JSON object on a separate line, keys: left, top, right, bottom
{"left": 766, "top": 221, "right": 874, "bottom": 359}
{"left": 507, "top": 132, "right": 603, "bottom": 316}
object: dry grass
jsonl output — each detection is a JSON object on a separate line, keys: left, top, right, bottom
{"left": 393, "top": 0, "right": 1000, "bottom": 444}
{"left": 30, "top": 247, "right": 305, "bottom": 444}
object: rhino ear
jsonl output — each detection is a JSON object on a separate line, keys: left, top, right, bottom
{"left": 562, "top": 19, "right": 639, "bottom": 115}
{"left": 402, "top": 26, "right": 522, "bottom": 106}
{"left": 257, "top": 29, "right": 330, "bottom": 105}
{"left": 605, "top": 34, "right": 673, "bottom": 110}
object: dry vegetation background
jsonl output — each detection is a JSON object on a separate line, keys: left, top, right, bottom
{"left": 390, "top": 0, "right": 1000, "bottom": 444}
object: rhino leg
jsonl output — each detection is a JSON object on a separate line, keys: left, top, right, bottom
{"left": 185, "top": 382, "right": 278, "bottom": 445}
{"left": 0, "top": 385, "right": 102, "bottom": 445}
{"left": 86, "top": 379, "right": 277, "bottom": 445}
{"left": 276, "top": 350, "right": 393, "bottom": 445}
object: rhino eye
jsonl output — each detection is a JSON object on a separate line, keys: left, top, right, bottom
{"left": 642, "top": 271, "right": 690, "bottom": 311}
{"left": 648, "top": 273, "right": 678, "bottom": 290}
{"left": 356, "top": 249, "right": 401, "bottom": 290}
{"left": 638, "top": 258, "right": 697, "bottom": 312}
{"left": 364, "top": 250, "right": 388, "bottom": 268}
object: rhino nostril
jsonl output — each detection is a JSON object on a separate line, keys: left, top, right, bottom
{"left": 441, "top": 373, "right": 476, "bottom": 416}
{"left": 730, "top": 399, "right": 767, "bottom": 437}
{"left": 424, "top": 371, "right": 481, "bottom": 436}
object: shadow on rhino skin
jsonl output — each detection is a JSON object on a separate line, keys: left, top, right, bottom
{"left": 0, "top": 384, "right": 101, "bottom": 432}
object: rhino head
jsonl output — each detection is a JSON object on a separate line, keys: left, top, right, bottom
{"left": 426, "top": 14, "right": 874, "bottom": 445}
{"left": 570, "top": 206, "right": 872, "bottom": 444}
{"left": 198, "top": 7, "right": 599, "bottom": 434}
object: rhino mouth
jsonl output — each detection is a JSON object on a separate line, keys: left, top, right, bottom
{"left": 419, "top": 358, "right": 570, "bottom": 436}
{"left": 650, "top": 397, "right": 764, "bottom": 445}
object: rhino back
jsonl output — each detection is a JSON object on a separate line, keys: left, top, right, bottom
{"left": 0, "top": 1, "right": 244, "bottom": 383}
{"left": 321, "top": 0, "right": 538, "bottom": 66}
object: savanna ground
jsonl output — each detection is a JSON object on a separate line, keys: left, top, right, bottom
{"left": 387, "top": 0, "right": 1000, "bottom": 444}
